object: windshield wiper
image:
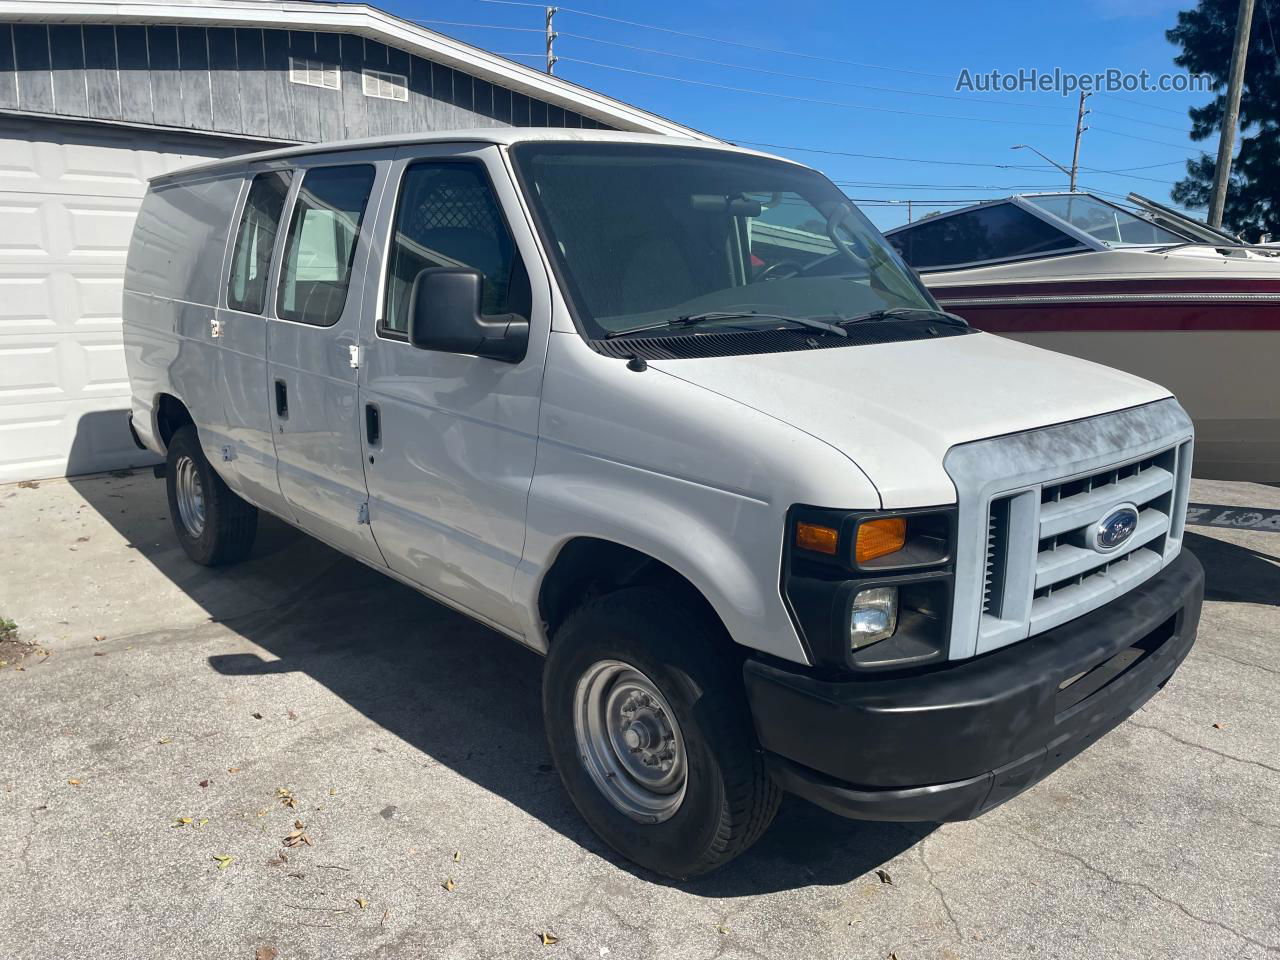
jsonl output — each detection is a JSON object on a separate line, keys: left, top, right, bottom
{"left": 607, "top": 311, "right": 848, "bottom": 340}
{"left": 840, "top": 306, "right": 970, "bottom": 329}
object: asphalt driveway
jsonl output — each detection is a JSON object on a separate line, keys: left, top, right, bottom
{"left": 0, "top": 471, "right": 1277, "bottom": 960}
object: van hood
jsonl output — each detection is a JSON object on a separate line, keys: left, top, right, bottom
{"left": 647, "top": 331, "right": 1172, "bottom": 508}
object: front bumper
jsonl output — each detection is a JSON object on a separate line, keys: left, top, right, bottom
{"left": 744, "top": 549, "right": 1204, "bottom": 821}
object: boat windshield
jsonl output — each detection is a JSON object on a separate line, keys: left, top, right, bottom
{"left": 509, "top": 142, "right": 934, "bottom": 340}
{"left": 1026, "top": 194, "right": 1186, "bottom": 247}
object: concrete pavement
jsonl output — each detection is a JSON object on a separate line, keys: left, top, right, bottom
{"left": 0, "top": 471, "right": 1276, "bottom": 960}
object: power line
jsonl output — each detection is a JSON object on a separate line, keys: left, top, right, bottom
{"left": 729, "top": 139, "right": 1071, "bottom": 170}
{"left": 558, "top": 57, "right": 1064, "bottom": 126}
{"left": 1082, "top": 159, "right": 1188, "bottom": 172}
{"left": 1093, "top": 92, "right": 1189, "bottom": 116}
{"left": 834, "top": 180, "right": 1073, "bottom": 190}
{"left": 468, "top": 0, "right": 955, "bottom": 79}
{"left": 554, "top": 31, "right": 1072, "bottom": 111}
{"left": 1091, "top": 125, "right": 1215, "bottom": 153}
{"left": 1091, "top": 109, "right": 1200, "bottom": 133}
{"left": 413, "top": 18, "right": 544, "bottom": 32}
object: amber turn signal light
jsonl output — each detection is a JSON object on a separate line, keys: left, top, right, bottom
{"left": 855, "top": 517, "right": 907, "bottom": 563}
{"left": 795, "top": 521, "right": 839, "bottom": 555}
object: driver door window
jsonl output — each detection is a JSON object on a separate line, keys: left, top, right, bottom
{"left": 383, "top": 160, "right": 529, "bottom": 337}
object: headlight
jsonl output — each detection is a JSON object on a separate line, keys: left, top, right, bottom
{"left": 851, "top": 586, "right": 898, "bottom": 648}
{"left": 783, "top": 505, "right": 956, "bottom": 671}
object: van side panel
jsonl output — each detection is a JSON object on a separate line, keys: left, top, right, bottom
{"left": 516, "top": 330, "right": 882, "bottom": 664}
{"left": 123, "top": 174, "right": 245, "bottom": 472}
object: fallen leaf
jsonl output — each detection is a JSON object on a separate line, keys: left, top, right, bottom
{"left": 355, "top": 898, "right": 368, "bottom": 910}
{"left": 1212, "top": 722, "right": 1226, "bottom": 730}
{"left": 198, "top": 818, "right": 208, "bottom": 828}
{"left": 198, "top": 779, "right": 210, "bottom": 788}
{"left": 266, "top": 852, "right": 287, "bottom": 867}
{"left": 228, "top": 767, "right": 241, "bottom": 774}
{"left": 76, "top": 536, "right": 89, "bottom": 543}
{"left": 92, "top": 652, "right": 105, "bottom": 657}
{"left": 93, "top": 635, "right": 105, "bottom": 642}
{"left": 848, "top": 918, "right": 863, "bottom": 926}
{"left": 287, "top": 709, "right": 298, "bottom": 721}
{"left": 381, "top": 908, "right": 389, "bottom": 926}
{"left": 875, "top": 868, "right": 893, "bottom": 885}
{"left": 717, "top": 925, "right": 729, "bottom": 935}
{"left": 442, "top": 877, "right": 456, "bottom": 892}
{"left": 173, "top": 817, "right": 194, "bottom": 828}
{"left": 212, "top": 854, "right": 234, "bottom": 870}
{"left": 251, "top": 712, "right": 263, "bottom": 720}
{"left": 453, "top": 851, "right": 461, "bottom": 863}
{"left": 277, "top": 787, "right": 297, "bottom": 808}
{"left": 17, "top": 480, "right": 39, "bottom": 489}
{"left": 255, "top": 948, "right": 279, "bottom": 960}
{"left": 67, "top": 779, "right": 81, "bottom": 787}
{"left": 157, "top": 737, "right": 173, "bottom": 745}
{"left": 540, "top": 932, "right": 559, "bottom": 946}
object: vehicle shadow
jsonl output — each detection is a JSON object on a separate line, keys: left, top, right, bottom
{"left": 1183, "top": 531, "right": 1280, "bottom": 606}
{"left": 68, "top": 470, "right": 926, "bottom": 896}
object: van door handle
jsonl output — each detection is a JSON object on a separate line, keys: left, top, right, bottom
{"left": 365, "top": 402, "right": 381, "bottom": 447}
{"left": 275, "top": 379, "right": 289, "bottom": 420}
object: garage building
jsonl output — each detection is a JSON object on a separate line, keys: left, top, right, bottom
{"left": 0, "top": 0, "right": 705, "bottom": 483}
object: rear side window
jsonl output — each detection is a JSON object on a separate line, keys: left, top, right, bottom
{"left": 888, "top": 203, "right": 1084, "bottom": 270}
{"left": 383, "top": 161, "right": 529, "bottom": 336}
{"left": 277, "top": 164, "right": 377, "bottom": 326}
{"left": 226, "top": 170, "right": 292, "bottom": 313}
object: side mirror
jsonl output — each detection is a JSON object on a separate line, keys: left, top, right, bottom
{"left": 407, "top": 267, "right": 529, "bottom": 363}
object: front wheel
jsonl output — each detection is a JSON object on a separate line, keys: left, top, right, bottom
{"left": 165, "top": 425, "right": 258, "bottom": 566}
{"left": 543, "top": 587, "right": 780, "bottom": 878}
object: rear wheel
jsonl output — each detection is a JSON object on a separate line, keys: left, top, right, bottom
{"left": 165, "top": 425, "right": 257, "bottom": 566}
{"left": 543, "top": 587, "right": 780, "bottom": 878}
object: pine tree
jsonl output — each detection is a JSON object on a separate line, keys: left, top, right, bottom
{"left": 1168, "top": 0, "right": 1280, "bottom": 239}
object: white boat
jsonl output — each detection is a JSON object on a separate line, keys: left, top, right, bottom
{"left": 885, "top": 193, "right": 1280, "bottom": 481}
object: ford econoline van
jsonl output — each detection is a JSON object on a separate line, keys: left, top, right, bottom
{"left": 124, "top": 130, "right": 1204, "bottom": 878}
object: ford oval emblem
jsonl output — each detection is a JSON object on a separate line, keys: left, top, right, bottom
{"left": 1094, "top": 503, "right": 1140, "bottom": 553}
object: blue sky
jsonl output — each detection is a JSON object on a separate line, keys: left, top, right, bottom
{"left": 375, "top": 0, "right": 1220, "bottom": 230}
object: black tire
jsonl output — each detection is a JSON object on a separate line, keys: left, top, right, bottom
{"left": 543, "top": 586, "right": 781, "bottom": 879}
{"left": 165, "top": 425, "right": 258, "bottom": 566}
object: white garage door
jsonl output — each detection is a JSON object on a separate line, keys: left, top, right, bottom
{"left": 0, "top": 116, "right": 253, "bottom": 483}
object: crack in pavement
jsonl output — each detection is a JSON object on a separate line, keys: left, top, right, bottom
{"left": 918, "top": 834, "right": 962, "bottom": 944}
{"left": 1198, "top": 649, "right": 1280, "bottom": 679}
{"left": 1127, "top": 719, "right": 1280, "bottom": 776}
{"left": 992, "top": 824, "right": 1280, "bottom": 955}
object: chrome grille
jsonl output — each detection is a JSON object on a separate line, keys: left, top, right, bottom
{"left": 979, "top": 440, "right": 1191, "bottom": 649}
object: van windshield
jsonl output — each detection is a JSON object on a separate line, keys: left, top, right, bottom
{"left": 509, "top": 142, "right": 935, "bottom": 340}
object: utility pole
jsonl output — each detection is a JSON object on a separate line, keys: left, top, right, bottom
{"left": 1208, "top": 0, "right": 1255, "bottom": 227}
{"left": 1069, "top": 91, "right": 1090, "bottom": 192}
{"left": 545, "top": 6, "right": 558, "bottom": 75}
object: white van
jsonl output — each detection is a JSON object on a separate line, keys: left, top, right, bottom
{"left": 123, "top": 130, "right": 1204, "bottom": 878}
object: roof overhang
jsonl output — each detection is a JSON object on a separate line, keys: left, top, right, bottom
{"left": 0, "top": 0, "right": 715, "bottom": 140}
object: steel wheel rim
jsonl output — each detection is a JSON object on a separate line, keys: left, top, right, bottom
{"left": 573, "top": 659, "right": 688, "bottom": 824}
{"left": 174, "top": 454, "right": 206, "bottom": 539}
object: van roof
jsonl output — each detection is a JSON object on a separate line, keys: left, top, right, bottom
{"left": 150, "top": 129, "right": 794, "bottom": 186}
